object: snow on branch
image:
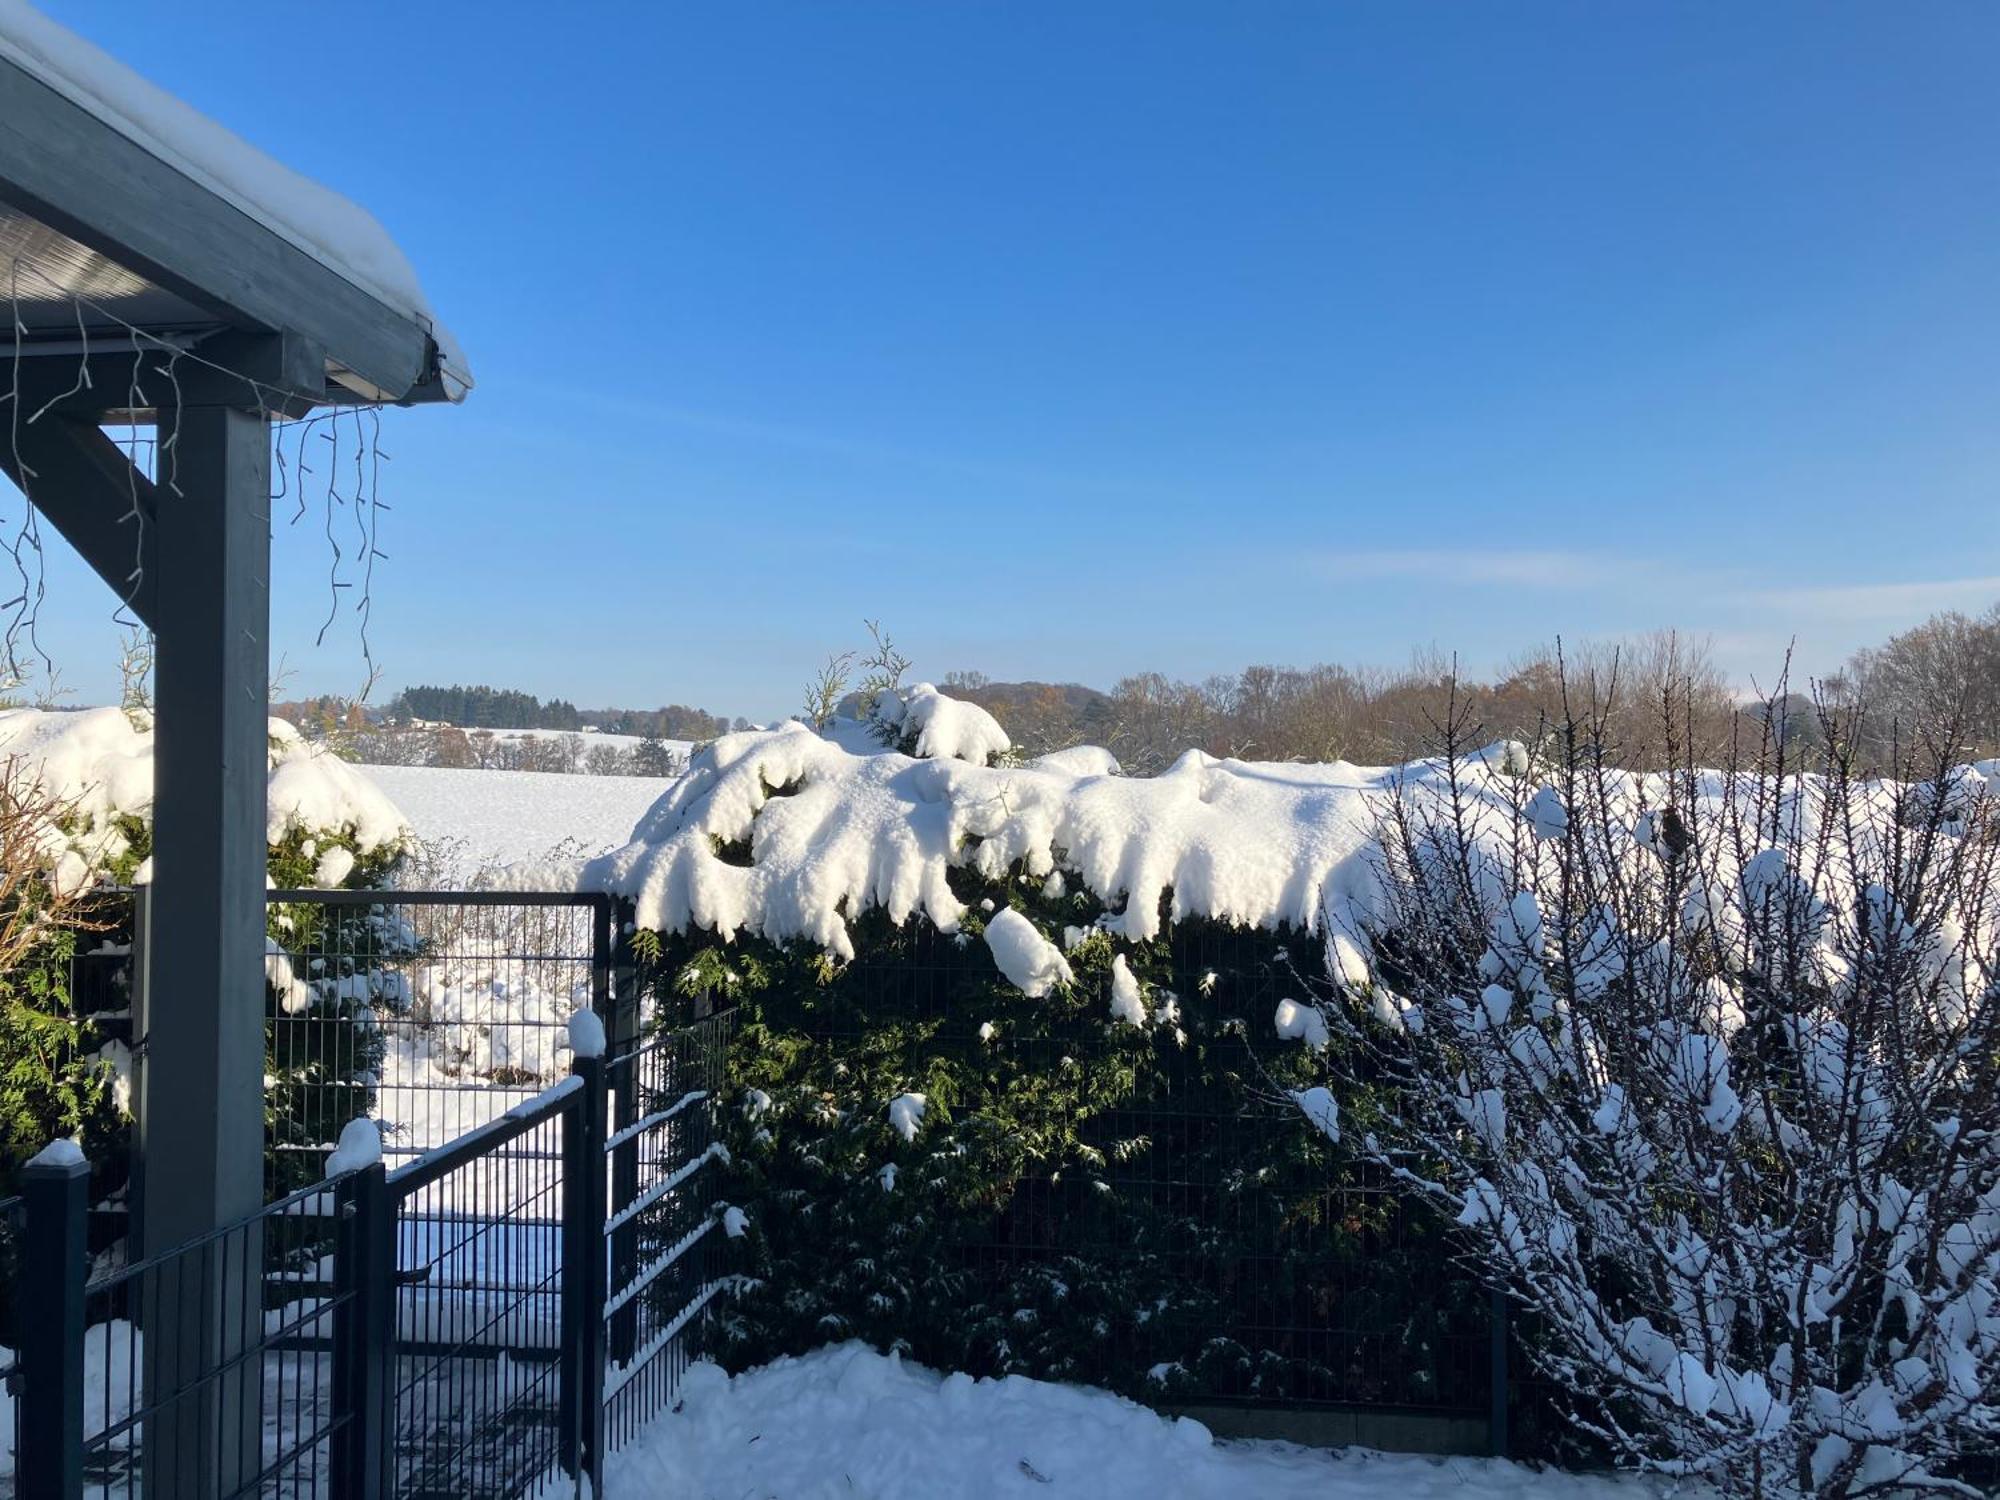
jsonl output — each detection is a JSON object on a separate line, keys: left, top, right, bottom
{"left": 0, "top": 705, "right": 408, "bottom": 879}
{"left": 1294, "top": 681, "right": 2000, "bottom": 1498}
{"left": 573, "top": 697, "right": 1418, "bottom": 960}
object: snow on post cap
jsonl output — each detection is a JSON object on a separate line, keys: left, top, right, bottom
{"left": 25, "top": 1136, "right": 86, "bottom": 1171}
{"left": 568, "top": 1006, "right": 607, "bottom": 1059}
{"left": 324, "top": 1117, "right": 382, "bottom": 1177}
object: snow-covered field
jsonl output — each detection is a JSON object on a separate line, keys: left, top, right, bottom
{"left": 359, "top": 762, "right": 673, "bottom": 875}
{"left": 602, "top": 1344, "right": 1657, "bottom": 1500}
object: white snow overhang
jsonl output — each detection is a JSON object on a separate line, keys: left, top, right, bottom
{"left": 0, "top": 2, "right": 470, "bottom": 407}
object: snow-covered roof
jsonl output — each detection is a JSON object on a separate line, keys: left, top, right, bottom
{"left": 0, "top": 5, "right": 425, "bottom": 322}
{"left": 0, "top": 2, "right": 468, "bottom": 402}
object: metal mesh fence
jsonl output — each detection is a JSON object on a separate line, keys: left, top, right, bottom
{"left": 0, "top": 1192, "right": 19, "bottom": 1496}
{"left": 5, "top": 895, "right": 746, "bottom": 1498}
{"left": 263, "top": 890, "right": 611, "bottom": 1201}
{"left": 383, "top": 1080, "right": 581, "bottom": 1500}
{"left": 77, "top": 1177, "right": 356, "bottom": 1499}
{"left": 713, "top": 918, "right": 1495, "bottom": 1418}
{"left": 602, "top": 1011, "right": 733, "bottom": 1456}
{"left": 0, "top": 889, "right": 613, "bottom": 1233}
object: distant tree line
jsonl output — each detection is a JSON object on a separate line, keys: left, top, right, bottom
{"left": 391, "top": 684, "right": 564, "bottom": 729}
{"left": 943, "top": 602, "right": 2000, "bottom": 774}
{"left": 1825, "top": 600, "right": 2000, "bottom": 765}
{"left": 344, "top": 725, "right": 690, "bottom": 779}
{"left": 296, "top": 601, "right": 2000, "bottom": 784}
{"left": 942, "top": 633, "right": 1743, "bottom": 773}
{"left": 388, "top": 684, "right": 747, "bottom": 740}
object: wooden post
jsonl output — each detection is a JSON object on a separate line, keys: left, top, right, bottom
{"left": 139, "top": 395, "right": 271, "bottom": 1497}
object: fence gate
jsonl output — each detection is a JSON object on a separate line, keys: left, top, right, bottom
{"left": 12, "top": 888, "right": 738, "bottom": 1500}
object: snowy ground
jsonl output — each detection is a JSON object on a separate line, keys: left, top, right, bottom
{"left": 602, "top": 1345, "right": 1662, "bottom": 1500}
{"left": 359, "top": 763, "right": 673, "bottom": 877}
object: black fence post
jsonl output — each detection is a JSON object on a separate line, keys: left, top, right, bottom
{"left": 331, "top": 1163, "right": 393, "bottom": 1500}
{"left": 18, "top": 1145, "right": 88, "bottom": 1500}
{"left": 562, "top": 1052, "right": 610, "bottom": 1488}
{"left": 1489, "top": 1284, "right": 1510, "bottom": 1459}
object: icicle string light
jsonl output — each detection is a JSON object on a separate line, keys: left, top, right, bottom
{"left": 0, "top": 252, "right": 400, "bottom": 702}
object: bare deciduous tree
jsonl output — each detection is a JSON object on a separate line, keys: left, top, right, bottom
{"left": 1300, "top": 676, "right": 2000, "bottom": 1496}
{"left": 1841, "top": 604, "right": 2000, "bottom": 766}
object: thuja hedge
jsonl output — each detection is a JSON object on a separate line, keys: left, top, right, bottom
{"left": 0, "top": 812, "right": 405, "bottom": 1203}
{"left": 648, "top": 870, "right": 1490, "bottom": 1412}
{"left": 261, "top": 835, "right": 412, "bottom": 1198}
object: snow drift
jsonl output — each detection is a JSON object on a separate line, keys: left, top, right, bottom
{"left": 600, "top": 1342, "right": 1658, "bottom": 1500}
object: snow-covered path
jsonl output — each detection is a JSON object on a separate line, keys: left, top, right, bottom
{"left": 602, "top": 1344, "right": 1659, "bottom": 1500}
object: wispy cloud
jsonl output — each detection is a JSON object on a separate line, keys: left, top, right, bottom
{"left": 516, "top": 381, "right": 953, "bottom": 470}
{"left": 511, "top": 381, "right": 1181, "bottom": 506}
{"left": 1312, "top": 552, "right": 2000, "bottom": 630}
{"left": 1312, "top": 548, "right": 1635, "bottom": 590}
{"left": 1739, "top": 575, "right": 2000, "bottom": 621}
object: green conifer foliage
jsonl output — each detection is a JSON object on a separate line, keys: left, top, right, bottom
{"left": 2, "top": 811, "right": 409, "bottom": 1204}
{"left": 653, "top": 875, "right": 1487, "bottom": 1410}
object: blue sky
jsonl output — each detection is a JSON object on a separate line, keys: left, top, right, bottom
{"left": 27, "top": 2, "right": 2000, "bottom": 720}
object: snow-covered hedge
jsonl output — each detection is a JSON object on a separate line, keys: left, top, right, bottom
{"left": 593, "top": 687, "right": 2000, "bottom": 1472}
{"left": 0, "top": 706, "right": 408, "bottom": 886}
{"left": 596, "top": 693, "right": 1497, "bottom": 1410}
{"left": 581, "top": 697, "right": 2000, "bottom": 977}
{"left": 579, "top": 703, "right": 1398, "bottom": 958}
{"left": 0, "top": 706, "right": 412, "bottom": 1193}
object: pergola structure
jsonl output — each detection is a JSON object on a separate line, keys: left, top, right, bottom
{"left": 0, "top": 13, "right": 465, "bottom": 1486}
